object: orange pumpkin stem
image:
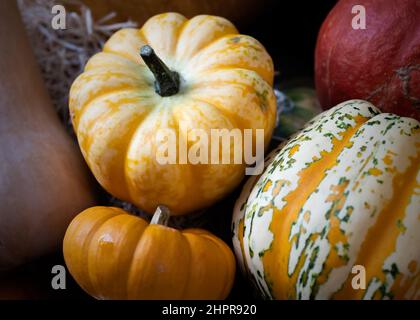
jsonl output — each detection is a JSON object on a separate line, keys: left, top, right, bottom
{"left": 150, "top": 205, "right": 171, "bottom": 226}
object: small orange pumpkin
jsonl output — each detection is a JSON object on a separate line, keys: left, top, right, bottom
{"left": 63, "top": 206, "right": 236, "bottom": 299}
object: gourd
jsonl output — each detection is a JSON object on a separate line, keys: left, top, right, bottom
{"left": 69, "top": 12, "right": 276, "bottom": 215}
{"left": 232, "top": 100, "right": 420, "bottom": 299}
{"left": 0, "top": 0, "right": 96, "bottom": 269}
{"left": 315, "top": 0, "right": 420, "bottom": 120}
{"left": 63, "top": 206, "right": 236, "bottom": 300}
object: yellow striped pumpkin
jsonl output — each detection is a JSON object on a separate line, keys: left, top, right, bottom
{"left": 69, "top": 12, "right": 276, "bottom": 215}
{"left": 232, "top": 100, "right": 420, "bottom": 299}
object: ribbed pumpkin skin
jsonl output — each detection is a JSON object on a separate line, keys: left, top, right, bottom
{"left": 232, "top": 100, "right": 420, "bottom": 300}
{"left": 64, "top": 207, "right": 235, "bottom": 300}
{"left": 69, "top": 12, "right": 276, "bottom": 215}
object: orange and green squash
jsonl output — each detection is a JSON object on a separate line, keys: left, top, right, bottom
{"left": 233, "top": 100, "right": 420, "bottom": 299}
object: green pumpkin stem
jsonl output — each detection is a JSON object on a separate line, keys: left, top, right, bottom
{"left": 150, "top": 205, "right": 171, "bottom": 226}
{"left": 140, "top": 45, "right": 180, "bottom": 97}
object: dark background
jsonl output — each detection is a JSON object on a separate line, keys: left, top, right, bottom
{"left": 243, "top": 0, "right": 338, "bottom": 81}
{"left": 0, "top": 0, "right": 338, "bottom": 300}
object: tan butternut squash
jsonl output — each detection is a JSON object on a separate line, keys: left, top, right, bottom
{"left": 0, "top": 0, "right": 96, "bottom": 270}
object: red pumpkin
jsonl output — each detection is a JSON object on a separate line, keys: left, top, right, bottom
{"left": 315, "top": 0, "right": 420, "bottom": 120}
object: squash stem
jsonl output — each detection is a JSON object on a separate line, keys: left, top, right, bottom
{"left": 150, "top": 205, "right": 171, "bottom": 226}
{"left": 140, "top": 45, "right": 180, "bottom": 97}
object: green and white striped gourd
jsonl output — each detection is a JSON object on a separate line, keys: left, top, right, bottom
{"left": 232, "top": 100, "right": 420, "bottom": 300}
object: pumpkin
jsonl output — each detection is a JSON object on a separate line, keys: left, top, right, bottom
{"left": 0, "top": 0, "right": 96, "bottom": 270}
{"left": 63, "top": 205, "right": 236, "bottom": 300}
{"left": 69, "top": 12, "right": 276, "bottom": 215}
{"left": 232, "top": 100, "right": 420, "bottom": 299}
{"left": 315, "top": 0, "right": 420, "bottom": 120}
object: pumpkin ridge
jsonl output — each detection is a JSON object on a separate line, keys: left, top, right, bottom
{"left": 125, "top": 226, "right": 154, "bottom": 299}
{"left": 187, "top": 35, "right": 273, "bottom": 85}
{"left": 137, "top": 29, "right": 150, "bottom": 53}
{"left": 261, "top": 115, "right": 369, "bottom": 299}
{"left": 183, "top": 228, "right": 236, "bottom": 299}
{"left": 169, "top": 99, "right": 242, "bottom": 212}
{"left": 64, "top": 207, "right": 123, "bottom": 297}
{"left": 178, "top": 232, "right": 194, "bottom": 299}
{"left": 102, "top": 48, "right": 141, "bottom": 65}
{"left": 176, "top": 98, "right": 244, "bottom": 209}
{"left": 119, "top": 114, "right": 156, "bottom": 204}
{"left": 81, "top": 95, "right": 155, "bottom": 201}
{"left": 123, "top": 104, "right": 197, "bottom": 214}
{"left": 180, "top": 32, "right": 240, "bottom": 63}
{"left": 71, "top": 82, "right": 147, "bottom": 130}
{"left": 306, "top": 124, "right": 384, "bottom": 296}
{"left": 189, "top": 68, "right": 276, "bottom": 141}
{"left": 77, "top": 93, "right": 153, "bottom": 149}
{"left": 160, "top": 104, "right": 202, "bottom": 213}
{"left": 118, "top": 215, "right": 150, "bottom": 299}
{"left": 83, "top": 65, "right": 150, "bottom": 84}
{"left": 312, "top": 114, "right": 419, "bottom": 298}
{"left": 127, "top": 225, "right": 190, "bottom": 299}
{"left": 332, "top": 150, "right": 420, "bottom": 299}
{"left": 173, "top": 121, "right": 204, "bottom": 213}
{"left": 123, "top": 102, "right": 166, "bottom": 208}
{"left": 192, "top": 68, "right": 273, "bottom": 94}
{"left": 172, "top": 17, "right": 189, "bottom": 54}
{"left": 190, "top": 85, "right": 260, "bottom": 132}
{"left": 85, "top": 210, "right": 132, "bottom": 299}
{"left": 174, "top": 15, "right": 238, "bottom": 62}
{"left": 85, "top": 52, "right": 147, "bottom": 72}
{"left": 189, "top": 96, "right": 243, "bottom": 133}
{"left": 102, "top": 28, "right": 147, "bottom": 65}
{"left": 141, "top": 13, "right": 188, "bottom": 61}
{"left": 191, "top": 232, "right": 236, "bottom": 299}
{"left": 305, "top": 181, "right": 351, "bottom": 298}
